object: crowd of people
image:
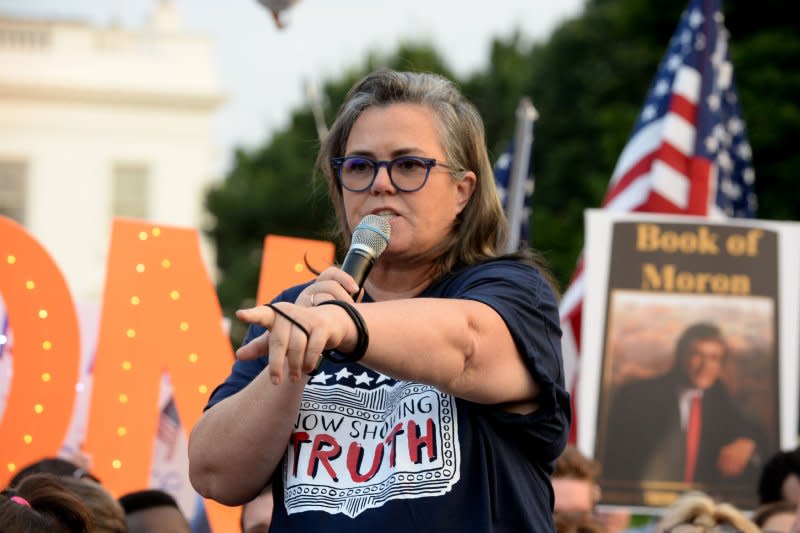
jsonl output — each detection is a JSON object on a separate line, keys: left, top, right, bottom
{"left": 0, "top": 456, "right": 270, "bottom": 532}
{"left": 3, "top": 444, "right": 799, "bottom": 531}
{"left": 551, "top": 444, "right": 800, "bottom": 533}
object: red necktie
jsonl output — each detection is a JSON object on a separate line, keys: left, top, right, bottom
{"left": 684, "top": 393, "right": 702, "bottom": 482}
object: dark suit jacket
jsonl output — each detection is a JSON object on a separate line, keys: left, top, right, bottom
{"left": 599, "top": 370, "right": 765, "bottom": 487}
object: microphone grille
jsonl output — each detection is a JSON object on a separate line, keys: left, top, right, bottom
{"left": 352, "top": 215, "right": 391, "bottom": 257}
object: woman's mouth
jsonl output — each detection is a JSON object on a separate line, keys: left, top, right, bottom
{"left": 372, "top": 210, "right": 397, "bottom": 219}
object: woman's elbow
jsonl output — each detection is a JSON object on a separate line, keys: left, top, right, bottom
{"left": 188, "top": 430, "right": 267, "bottom": 505}
{"left": 188, "top": 464, "right": 214, "bottom": 501}
{"left": 188, "top": 427, "right": 240, "bottom": 505}
{"left": 188, "top": 440, "right": 219, "bottom": 501}
{"left": 189, "top": 460, "right": 249, "bottom": 506}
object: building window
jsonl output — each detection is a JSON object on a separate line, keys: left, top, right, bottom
{"left": 0, "top": 161, "right": 27, "bottom": 224}
{"left": 0, "top": 24, "right": 51, "bottom": 52}
{"left": 112, "top": 163, "right": 149, "bottom": 219}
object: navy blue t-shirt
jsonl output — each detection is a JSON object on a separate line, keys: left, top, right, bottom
{"left": 206, "top": 259, "right": 570, "bottom": 532}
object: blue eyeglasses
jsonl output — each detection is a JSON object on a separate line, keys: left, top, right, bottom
{"left": 331, "top": 156, "right": 461, "bottom": 193}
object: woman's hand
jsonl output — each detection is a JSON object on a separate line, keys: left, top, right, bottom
{"left": 236, "top": 267, "right": 359, "bottom": 383}
{"left": 235, "top": 301, "right": 355, "bottom": 385}
{"left": 295, "top": 266, "right": 359, "bottom": 307}
{"left": 234, "top": 267, "right": 359, "bottom": 384}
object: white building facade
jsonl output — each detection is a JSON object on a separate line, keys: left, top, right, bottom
{"left": 0, "top": 1, "right": 224, "bottom": 303}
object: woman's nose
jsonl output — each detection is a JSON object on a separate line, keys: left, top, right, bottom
{"left": 370, "top": 164, "right": 396, "bottom": 193}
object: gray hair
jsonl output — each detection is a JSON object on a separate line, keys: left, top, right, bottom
{"left": 316, "top": 70, "right": 509, "bottom": 279}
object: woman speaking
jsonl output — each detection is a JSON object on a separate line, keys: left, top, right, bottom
{"left": 189, "top": 70, "right": 570, "bottom": 532}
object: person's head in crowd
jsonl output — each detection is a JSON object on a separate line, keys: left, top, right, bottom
{"left": 59, "top": 476, "right": 127, "bottom": 533}
{"left": 10, "top": 456, "right": 100, "bottom": 487}
{"left": 0, "top": 472, "right": 92, "bottom": 532}
{"left": 753, "top": 500, "right": 798, "bottom": 533}
{"left": 553, "top": 446, "right": 630, "bottom": 533}
{"left": 240, "top": 487, "right": 274, "bottom": 533}
{"left": 553, "top": 445, "right": 601, "bottom": 514}
{"left": 759, "top": 447, "right": 800, "bottom": 505}
{"left": 118, "top": 488, "right": 190, "bottom": 533}
{"left": 673, "top": 322, "right": 727, "bottom": 390}
{"left": 654, "top": 491, "right": 759, "bottom": 533}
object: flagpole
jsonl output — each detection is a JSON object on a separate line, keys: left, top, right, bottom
{"left": 504, "top": 97, "right": 538, "bottom": 253}
{"left": 305, "top": 79, "right": 328, "bottom": 143}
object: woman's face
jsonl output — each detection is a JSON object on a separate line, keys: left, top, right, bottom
{"left": 341, "top": 103, "right": 475, "bottom": 263}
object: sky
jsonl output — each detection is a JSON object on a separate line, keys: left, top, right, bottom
{"left": 0, "top": 0, "right": 586, "bottom": 175}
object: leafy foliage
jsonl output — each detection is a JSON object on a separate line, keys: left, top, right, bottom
{"left": 204, "top": 43, "right": 455, "bottom": 331}
{"left": 206, "top": 0, "right": 799, "bottom": 331}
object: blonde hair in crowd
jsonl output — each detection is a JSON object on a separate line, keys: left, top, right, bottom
{"left": 655, "top": 492, "right": 759, "bottom": 533}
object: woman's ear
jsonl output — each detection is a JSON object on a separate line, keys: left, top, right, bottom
{"left": 454, "top": 171, "right": 477, "bottom": 213}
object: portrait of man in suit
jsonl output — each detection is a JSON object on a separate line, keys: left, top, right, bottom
{"left": 599, "top": 322, "right": 768, "bottom": 492}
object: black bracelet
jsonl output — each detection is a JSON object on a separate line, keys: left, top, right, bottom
{"left": 263, "top": 303, "right": 310, "bottom": 339}
{"left": 316, "top": 300, "right": 369, "bottom": 364}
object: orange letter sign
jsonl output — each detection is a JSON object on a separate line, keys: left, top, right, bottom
{"left": 257, "top": 234, "right": 336, "bottom": 304}
{"left": 0, "top": 216, "right": 81, "bottom": 488}
{"left": 83, "top": 219, "right": 238, "bottom": 530}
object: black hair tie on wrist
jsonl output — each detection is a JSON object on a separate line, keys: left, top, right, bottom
{"left": 263, "top": 303, "right": 310, "bottom": 339}
{"left": 315, "top": 300, "right": 369, "bottom": 364}
{"left": 263, "top": 303, "right": 323, "bottom": 376}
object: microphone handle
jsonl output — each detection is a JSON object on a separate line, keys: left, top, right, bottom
{"left": 340, "top": 247, "right": 375, "bottom": 295}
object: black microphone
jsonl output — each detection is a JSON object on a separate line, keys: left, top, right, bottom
{"left": 341, "top": 214, "right": 391, "bottom": 293}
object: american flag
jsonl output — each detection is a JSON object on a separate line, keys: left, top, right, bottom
{"left": 157, "top": 395, "right": 181, "bottom": 460}
{"left": 559, "top": 0, "right": 757, "bottom": 439}
{"left": 494, "top": 141, "right": 535, "bottom": 247}
{"left": 0, "top": 305, "right": 9, "bottom": 360}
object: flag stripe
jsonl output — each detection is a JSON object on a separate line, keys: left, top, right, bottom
{"left": 609, "top": 119, "right": 663, "bottom": 186}
{"left": 603, "top": 152, "right": 656, "bottom": 206}
{"left": 673, "top": 67, "right": 701, "bottom": 105}
{"left": 652, "top": 159, "right": 691, "bottom": 208}
{"left": 669, "top": 93, "right": 697, "bottom": 125}
{"left": 662, "top": 111, "right": 696, "bottom": 156}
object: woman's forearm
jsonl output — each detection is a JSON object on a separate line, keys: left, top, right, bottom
{"left": 356, "top": 298, "right": 539, "bottom": 405}
{"left": 188, "top": 367, "right": 306, "bottom": 505}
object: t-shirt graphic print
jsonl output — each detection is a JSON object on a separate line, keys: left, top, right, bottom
{"left": 284, "top": 365, "right": 460, "bottom": 518}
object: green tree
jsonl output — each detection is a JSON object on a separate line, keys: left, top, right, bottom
{"left": 726, "top": 0, "right": 800, "bottom": 222}
{"left": 464, "top": 0, "right": 798, "bottom": 288}
{"left": 204, "top": 43, "right": 453, "bottom": 341}
{"left": 206, "top": 0, "right": 799, "bottom": 336}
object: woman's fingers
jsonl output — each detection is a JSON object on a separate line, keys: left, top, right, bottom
{"left": 295, "top": 267, "right": 359, "bottom": 307}
{"left": 266, "top": 308, "right": 296, "bottom": 385}
{"left": 235, "top": 301, "right": 349, "bottom": 382}
{"left": 298, "top": 279, "right": 357, "bottom": 308}
{"left": 234, "top": 330, "right": 269, "bottom": 361}
{"left": 304, "top": 329, "right": 328, "bottom": 374}
{"left": 317, "top": 266, "right": 360, "bottom": 294}
{"left": 285, "top": 322, "right": 310, "bottom": 381}
{"left": 234, "top": 308, "right": 271, "bottom": 360}
{"left": 234, "top": 305, "right": 294, "bottom": 384}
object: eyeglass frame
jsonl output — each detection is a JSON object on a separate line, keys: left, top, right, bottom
{"left": 330, "top": 155, "right": 463, "bottom": 193}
